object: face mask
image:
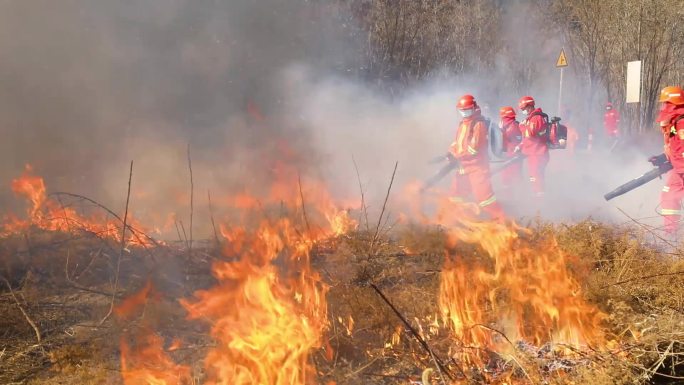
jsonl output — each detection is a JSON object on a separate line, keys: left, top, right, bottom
{"left": 521, "top": 109, "right": 529, "bottom": 116}
{"left": 459, "top": 109, "right": 474, "bottom": 118}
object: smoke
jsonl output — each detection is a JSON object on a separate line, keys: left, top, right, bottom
{"left": 0, "top": 0, "right": 357, "bottom": 228}
{"left": 0, "top": 0, "right": 668, "bottom": 237}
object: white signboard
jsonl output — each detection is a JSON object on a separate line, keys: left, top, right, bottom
{"left": 626, "top": 60, "right": 641, "bottom": 103}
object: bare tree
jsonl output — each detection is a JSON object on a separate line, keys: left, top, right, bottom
{"left": 344, "top": 0, "right": 503, "bottom": 88}
{"left": 549, "top": 0, "right": 684, "bottom": 133}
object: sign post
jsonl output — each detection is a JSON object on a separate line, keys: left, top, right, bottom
{"left": 556, "top": 48, "right": 568, "bottom": 115}
{"left": 626, "top": 60, "right": 642, "bottom": 132}
{"left": 626, "top": 60, "right": 642, "bottom": 103}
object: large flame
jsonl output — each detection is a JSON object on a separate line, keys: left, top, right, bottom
{"left": 176, "top": 157, "right": 350, "bottom": 384}
{"left": 9, "top": 139, "right": 609, "bottom": 383}
{"left": 117, "top": 148, "right": 353, "bottom": 384}
{"left": 430, "top": 199, "right": 606, "bottom": 369}
{"left": 116, "top": 281, "right": 192, "bottom": 385}
{"left": 182, "top": 218, "right": 328, "bottom": 385}
{"left": 3, "top": 164, "right": 153, "bottom": 246}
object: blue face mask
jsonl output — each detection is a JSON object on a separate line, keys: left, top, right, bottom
{"left": 459, "top": 109, "right": 474, "bottom": 118}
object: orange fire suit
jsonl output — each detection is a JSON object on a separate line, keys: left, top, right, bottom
{"left": 659, "top": 105, "right": 684, "bottom": 233}
{"left": 604, "top": 109, "right": 620, "bottom": 138}
{"left": 449, "top": 112, "right": 505, "bottom": 221}
{"left": 500, "top": 117, "right": 522, "bottom": 189}
{"left": 519, "top": 108, "right": 550, "bottom": 197}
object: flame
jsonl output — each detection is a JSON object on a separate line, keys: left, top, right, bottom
{"left": 431, "top": 200, "right": 606, "bottom": 369}
{"left": 120, "top": 333, "right": 191, "bottom": 385}
{"left": 182, "top": 217, "right": 328, "bottom": 385}
{"left": 2, "top": 165, "right": 154, "bottom": 246}
{"left": 167, "top": 339, "right": 183, "bottom": 352}
{"left": 114, "top": 280, "right": 157, "bottom": 321}
{"left": 117, "top": 147, "right": 350, "bottom": 385}
{"left": 116, "top": 282, "right": 191, "bottom": 385}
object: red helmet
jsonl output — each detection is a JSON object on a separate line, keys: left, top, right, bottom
{"left": 659, "top": 86, "right": 684, "bottom": 105}
{"left": 499, "top": 106, "right": 516, "bottom": 119}
{"left": 518, "top": 96, "right": 535, "bottom": 110}
{"left": 457, "top": 94, "right": 477, "bottom": 110}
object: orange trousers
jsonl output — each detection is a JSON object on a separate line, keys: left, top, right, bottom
{"left": 525, "top": 154, "right": 549, "bottom": 197}
{"left": 450, "top": 165, "right": 505, "bottom": 221}
{"left": 501, "top": 156, "right": 523, "bottom": 189}
{"left": 661, "top": 171, "right": 684, "bottom": 234}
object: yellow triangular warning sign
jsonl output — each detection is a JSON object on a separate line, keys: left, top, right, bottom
{"left": 556, "top": 49, "right": 568, "bottom": 67}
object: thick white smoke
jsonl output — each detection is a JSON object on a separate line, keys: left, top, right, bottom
{"left": 0, "top": 0, "right": 668, "bottom": 237}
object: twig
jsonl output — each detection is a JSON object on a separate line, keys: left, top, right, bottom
{"left": 65, "top": 283, "right": 124, "bottom": 299}
{"left": 48, "top": 192, "right": 161, "bottom": 251}
{"left": 174, "top": 220, "right": 184, "bottom": 245}
{"left": 298, "top": 173, "right": 311, "bottom": 232}
{"left": 363, "top": 372, "right": 409, "bottom": 380}
{"left": 100, "top": 160, "right": 133, "bottom": 325}
{"left": 616, "top": 207, "right": 676, "bottom": 248}
{"left": 179, "top": 220, "right": 189, "bottom": 247}
{"left": 369, "top": 283, "right": 455, "bottom": 382}
{"left": 65, "top": 247, "right": 72, "bottom": 281}
{"left": 72, "top": 248, "right": 101, "bottom": 282}
{"left": 207, "top": 190, "right": 220, "bottom": 246}
{"left": 601, "top": 269, "right": 684, "bottom": 289}
{"left": 646, "top": 340, "right": 676, "bottom": 380}
{"left": 55, "top": 195, "right": 73, "bottom": 233}
{"left": 187, "top": 143, "right": 194, "bottom": 254}
{"left": 347, "top": 357, "right": 381, "bottom": 377}
{"left": 2, "top": 277, "right": 41, "bottom": 344}
{"left": 471, "top": 324, "right": 515, "bottom": 347}
{"left": 370, "top": 161, "right": 398, "bottom": 254}
{"left": 352, "top": 155, "right": 370, "bottom": 232}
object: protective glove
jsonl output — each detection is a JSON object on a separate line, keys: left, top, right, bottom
{"left": 648, "top": 153, "right": 668, "bottom": 167}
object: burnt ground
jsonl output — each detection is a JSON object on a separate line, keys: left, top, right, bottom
{"left": 1, "top": 221, "right": 683, "bottom": 385}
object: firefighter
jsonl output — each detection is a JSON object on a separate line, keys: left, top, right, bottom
{"left": 516, "top": 96, "right": 549, "bottom": 197}
{"left": 656, "top": 86, "right": 684, "bottom": 234}
{"left": 603, "top": 102, "right": 620, "bottom": 140}
{"left": 449, "top": 94, "right": 505, "bottom": 221}
{"left": 499, "top": 106, "right": 522, "bottom": 190}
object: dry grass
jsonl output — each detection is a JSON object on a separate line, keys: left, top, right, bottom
{"left": 1, "top": 219, "right": 683, "bottom": 384}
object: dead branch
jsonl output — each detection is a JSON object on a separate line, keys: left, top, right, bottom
{"left": 100, "top": 160, "right": 133, "bottom": 325}
{"left": 174, "top": 220, "right": 184, "bottom": 245}
{"left": 352, "top": 155, "right": 370, "bottom": 232}
{"left": 471, "top": 324, "right": 515, "bottom": 347}
{"left": 179, "top": 220, "right": 189, "bottom": 247}
{"left": 71, "top": 248, "right": 101, "bottom": 282}
{"left": 601, "top": 270, "right": 684, "bottom": 288}
{"left": 617, "top": 207, "right": 677, "bottom": 249}
{"left": 208, "top": 190, "right": 220, "bottom": 246}
{"left": 369, "top": 283, "right": 455, "bottom": 382}
{"left": 298, "top": 173, "right": 311, "bottom": 233}
{"left": 2, "top": 277, "right": 41, "bottom": 344}
{"left": 370, "top": 161, "right": 398, "bottom": 255}
{"left": 64, "top": 248, "right": 119, "bottom": 298}
{"left": 187, "top": 143, "right": 194, "bottom": 254}
{"left": 347, "top": 357, "right": 381, "bottom": 377}
{"left": 48, "top": 192, "right": 161, "bottom": 251}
